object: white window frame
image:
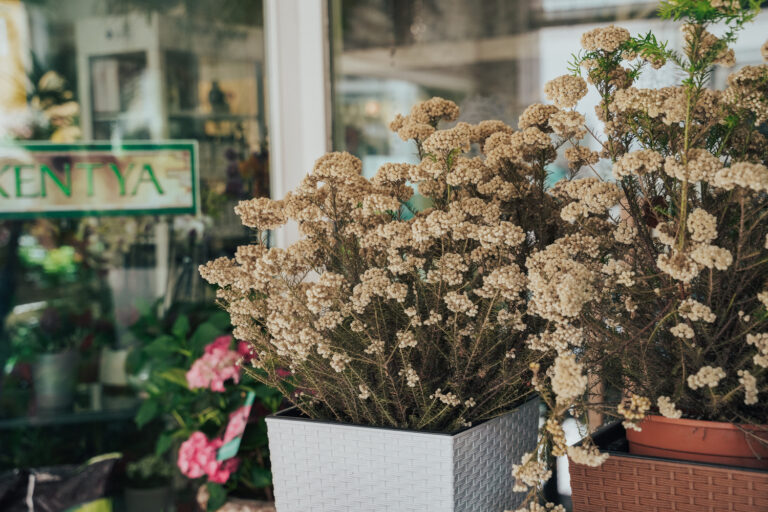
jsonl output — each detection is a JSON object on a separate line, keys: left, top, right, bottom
{"left": 264, "top": 0, "right": 331, "bottom": 248}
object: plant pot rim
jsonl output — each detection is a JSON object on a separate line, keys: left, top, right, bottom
{"left": 266, "top": 395, "right": 538, "bottom": 438}
{"left": 578, "top": 421, "right": 768, "bottom": 474}
{"left": 641, "top": 414, "right": 768, "bottom": 432}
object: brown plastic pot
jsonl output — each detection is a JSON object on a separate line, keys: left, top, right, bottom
{"left": 569, "top": 421, "right": 768, "bottom": 512}
{"left": 627, "top": 415, "right": 768, "bottom": 469}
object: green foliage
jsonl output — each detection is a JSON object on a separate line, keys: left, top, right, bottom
{"left": 126, "top": 454, "right": 173, "bottom": 488}
{"left": 129, "top": 300, "right": 282, "bottom": 502}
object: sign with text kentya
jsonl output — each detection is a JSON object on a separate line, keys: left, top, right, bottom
{"left": 0, "top": 141, "right": 198, "bottom": 218}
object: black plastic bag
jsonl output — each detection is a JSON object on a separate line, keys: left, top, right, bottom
{"left": 0, "top": 453, "right": 120, "bottom": 512}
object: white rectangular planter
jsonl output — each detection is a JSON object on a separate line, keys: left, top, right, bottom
{"left": 266, "top": 398, "right": 539, "bottom": 512}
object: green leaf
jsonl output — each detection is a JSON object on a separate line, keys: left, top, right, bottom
{"left": 250, "top": 466, "right": 272, "bottom": 488}
{"left": 206, "top": 482, "right": 228, "bottom": 512}
{"left": 208, "top": 311, "right": 231, "bottom": 331}
{"left": 155, "top": 432, "right": 174, "bottom": 456}
{"left": 144, "top": 335, "right": 179, "bottom": 356}
{"left": 135, "top": 399, "right": 159, "bottom": 428}
{"left": 159, "top": 368, "right": 190, "bottom": 388}
{"left": 190, "top": 323, "right": 225, "bottom": 354}
{"left": 172, "top": 314, "right": 191, "bottom": 339}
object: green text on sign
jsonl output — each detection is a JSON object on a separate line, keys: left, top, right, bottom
{"left": 0, "top": 141, "right": 198, "bottom": 218}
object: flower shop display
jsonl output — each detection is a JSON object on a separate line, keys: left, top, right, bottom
{"left": 8, "top": 304, "right": 101, "bottom": 411}
{"left": 124, "top": 454, "right": 173, "bottom": 512}
{"left": 199, "top": 89, "right": 585, "bottom": 510}
{"left": 128, "top": 302, "right": 281, "bottom": 511}
{"left": 503, "top": 0, "right": 768, "bottom": 510}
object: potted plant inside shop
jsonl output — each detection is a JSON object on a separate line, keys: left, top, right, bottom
{"left": 199, "top": 95, "right": 584, "bottom": 511}
{"left": 124, "top": 454, "right": 174, "bottom": 512}
{"left": 8, "top": 305, "right": 92, "bottom": 412}
{"left": 507, "top": 1, "right": 768, "bottom": 511}
{"left": 129, "top": 302, "right": 281, "bottom": 512}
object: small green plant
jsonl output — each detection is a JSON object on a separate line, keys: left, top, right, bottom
{"left": 128, "top": 301, "right": 282, "bottom": 507}
{"left": 126, "top": 454, "right": 173, "bottom": 489}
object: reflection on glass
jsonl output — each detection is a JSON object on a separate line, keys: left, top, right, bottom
{"left": 0, "top": 0, "right": 273, "bottom": 504}
{"left": 329, "top": 0, "right": 768, "bottom": 182}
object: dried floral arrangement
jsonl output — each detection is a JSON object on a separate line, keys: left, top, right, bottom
{"left": 510, "top": 0, "right": 768, "bottom": 508}
{"left": 198, "top": 95, "right": 589, "bottom": 432}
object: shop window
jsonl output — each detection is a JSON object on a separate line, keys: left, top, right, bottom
{"left": 0, "top": 0, "right": 273, "bottom": 508}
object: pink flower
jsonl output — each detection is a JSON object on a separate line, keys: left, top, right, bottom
{"left": 177, "top": 431, "right": 239, "bottom": 484}
{"left": 276, "top": 368, "right": 292, "bottom": 378}
{"left": 237, "top": 341, "right": 254, "bottom": 363}
{"left": 186, "top": 336, "right": 242, "bottom": 392}
{"left": 207, "top": 335, "right": 233, "bottom": 354}
{"left": 178, "top": 432, "right": 218, "bottom": 479}
{"left": 223, "top": 405, "right": 251, "bottom": 444}
{"left": 208, "top": 458, "right": 240, "bottom": 484}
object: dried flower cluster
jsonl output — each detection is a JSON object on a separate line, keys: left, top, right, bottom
{"left": 201, "top": 96, "right": 574, "bottom": 432}
{"left": 512, "top": 2, "right": 768, "bottom": 504}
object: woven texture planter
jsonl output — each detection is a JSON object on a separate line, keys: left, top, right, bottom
{"left": 569, "top": 422, "right": 768, "bottom": 512}
{"left": 266, "top": 398, "right": 538, "bottom": 512}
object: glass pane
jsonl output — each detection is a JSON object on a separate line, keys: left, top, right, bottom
{"left": 0, "top": 0, "right": 271, "bottom": 506}
{"left": 328, "top": 0, "right": 768, "bottom": 179}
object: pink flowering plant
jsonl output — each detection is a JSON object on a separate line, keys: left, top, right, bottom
{"left": 128, "top": 301, "right": 282, "bottom": 509}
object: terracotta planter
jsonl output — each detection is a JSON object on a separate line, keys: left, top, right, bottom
{"left": 627, "top": 415, "right": 768, "bottom": 469}
{"left": 569, "top": 422, "right": 768, "bottom": 512}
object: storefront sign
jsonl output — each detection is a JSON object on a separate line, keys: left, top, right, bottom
{"left": 0, "top": 142, "right": 198, "bottom": 218}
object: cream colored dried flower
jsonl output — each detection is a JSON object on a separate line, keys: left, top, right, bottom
{"left": 396, "top": 329, "right": 418, "bottom": 349}
{"left": 713, "top": 162, "right": 768, "bottom": 193}
{"left": 512, "top": 451, "right": 552, "bottom": 492}
{"left": 567, "top": 443, "right": 610, "bottom": 467}
{"left": 614, "top": 221, "right": 637, "bottom": 245}
{"left": 611, "top": 86, "right": 687, "bottom": 125}
{"left": 398, "top": 365, "right": 420, "bottom": 387}
{"left": 581, "top": 25, "right": 630, "bottom": 53}
{"left": 518, "top": 103, "right": 560, "bottom": 131}
{"left": 618, "top": 394, "right": 651, "bottom": 424}
{"left": 556, "top": 178, "right": 622, "bottom": 222}
{"left": 544, "top": 75, "right": 588, "bottom": 109}
{"left": 234, "top": 197, "right": 286, "bottom": 230}
{"left": 545, "top": 418, "right": 567, "bottom": 456}
{"left": 422, "top": 122, "right": 473, "bottom": 154}
{"left": 470, "top": 120, "right": 514, "bottom": 143}
{"left": 670, "top": 323, "right": 694, "bottom": 339}
{"left": 429, "top": 388, "right": 461, "bottom": 407}
{"left": 758, "top": 291, "right": 768, "bottom": 310}
{"left": 762, "top": 39, "right": 768, "bottom": 62}
{"left": 444, "top": 291, "right": 478, "bottom": 317}
{"left": 550, "top": 353, "right": 588, "bottom": 405}
{"left": 527, "top": 324, "right": 583, "bottom": 354}
{"left": 678, "top": 298, "right": 716, "bottom": 323}
{"left": 507, "top": 503, "right": 566, "bottom": 512}
{"left": 408, "top": 96, "right": 459, "bottom": 124}
{"left": 549, "top": 110, "right": 586, "bottom": 139}
{"left": 657, "top": 250, "right": 700, "bottom": 283}
{"left": 613, "top": 150, "right": 664, "bottom": 179}
{"left": 657, "top": 396, "right": 682, "bottom": 419}
{"left": 358, "top": 384, "right": 371, "bottom": 400}
{"left": 689, "top": 244, "right": 733, "bottom": 270}
{"left": 747, "top": 333, "right": 768, "bottom": 368}
{"left": 738, "top": 370, "right": 758, "bottom": 405}
{"left": 687, "top": 365, "right": 726, "bottom": 390}
{"left": 564, "top": 145, "right": 599, "bottom": 169}
{"left": 687, "top": 208, "right": 718, "bottom": 243}
{"left": 664, "top": 149, "right": 721, "bottom": 183}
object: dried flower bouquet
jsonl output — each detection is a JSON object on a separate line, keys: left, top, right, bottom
{"left": 199, "top": 97, "right": 586, "bottom": 432}
{"left": 509, "top": 0, "right": 768, "bottom": 507}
